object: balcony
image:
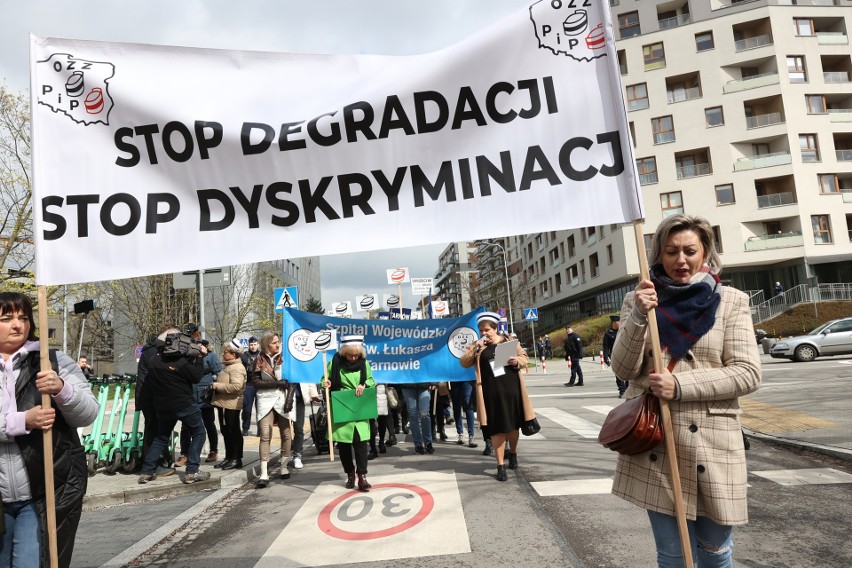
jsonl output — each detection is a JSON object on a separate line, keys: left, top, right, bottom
{"left": 667, "top": 87, "right": 701, "bottom": 104}
{"left": 658, "top": 14, "right": 691, "bottom": 30}
{"left": 746, "top": 112, "right": 784, "bottom": 129}
{"left": 723, "top": 73, "right": 780, "bottom": 94}
{"left": 676, "top": 163, "right": 712, "bottom": 179}
{"left": 639, "top": 172, "right": 659, "bottom": 185}
{"left": 628, "top": 99, "right": 650, "bottom": 111}
{"left": 620, "top": 25, "right": 641, "bottom": 40}
{"left": 844, "top": 190, "right": 852, "bottom": 204}
{"left": 734, "top": 151, "right": 792, "bottom": 171}
{"left": 829, "top": 109, "right": 852, "bottom": 122}
{"left": 757, "top": 191, "right": 796, "bottom": 208}
{"left": 735, "top": 34, "right": 773, "bottom": 52}
{"left": 824, "top": 71, "right": 851, "bottom": 83}
{"left": 817, "top": 32, "right": 848, "bottom": 45}
{"left": 836, "top": 149, "right": 852, "bottom": 161}
{"left": 744, "top": 232, "right": 804, "bottom": 252}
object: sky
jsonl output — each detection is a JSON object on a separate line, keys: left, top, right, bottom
{"left": 2, "top": 0, "right": 525, "bottom": 311}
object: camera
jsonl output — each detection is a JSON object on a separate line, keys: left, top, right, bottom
{"left": 162, "top": 332, "right": 202, "bottom": 358}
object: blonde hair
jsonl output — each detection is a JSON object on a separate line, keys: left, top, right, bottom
{"left": 339, "top": 342, "right": 366, "bottom": 359}
{"left": 649, "top": 214, "right": 722, "bottom": 273}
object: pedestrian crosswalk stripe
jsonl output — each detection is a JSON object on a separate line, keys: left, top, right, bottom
{"left": 531, "top": 478, "right": 613, "bottom": 496}
{"left": 536, "top": 407, "right": 600, "bottom": 439}
{"left": 751, "top": 468, "right": 852, "bottom": 486}
{"left": 584, "top": 405, "right": 615, "bottom": 416}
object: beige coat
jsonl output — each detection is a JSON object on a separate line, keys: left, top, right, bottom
{"left": 211, "top": 358, "right": 246, "bottom": 410}
{"left": 610, "top": 286, "right": 761, "bottom": 525}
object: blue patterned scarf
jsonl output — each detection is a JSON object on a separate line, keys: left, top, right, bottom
{"left": 650, "top": 264, "right": 722, "bottom": 360}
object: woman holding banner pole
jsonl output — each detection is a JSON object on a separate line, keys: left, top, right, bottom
{"left": 323, "top": 335, "right": 376, "bottom": 492}
{"left": 0, "top": 292, "right": 99, "bottom": 568}
{"left": 252, "top": 332, "right": 293, "bottom": 489}
{"left": 611, "top": 215, "right": 760, "bottom": 568}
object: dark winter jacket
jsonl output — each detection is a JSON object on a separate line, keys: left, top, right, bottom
{"left": 564, "top": 332, "right": 584, "bottom": 359}
{"left": 13, "top": 348, "right": 98, "bottom": 568}
{"left": 602, "top": 328, "right": 618, "bottom": 360}
{"left": 145, "top": 350, "right": 203, "bottom": 414}
{"left": 135, "top": 337, "right": 162, "bottom": 412}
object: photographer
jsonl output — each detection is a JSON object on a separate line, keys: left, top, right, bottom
{"left": 175, "top": 339, "right": 222, "bottom": 467}
{"left": 138, "top": 327, "right": 210, "bottom": 484}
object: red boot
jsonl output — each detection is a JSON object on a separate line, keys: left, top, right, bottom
{"left": 345, "top": 471, "right": 356, "bottom": 489}
{"left": 357, "top": 474, "right": 371, "bottom": 492}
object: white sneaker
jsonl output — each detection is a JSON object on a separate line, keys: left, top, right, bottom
{"left": 293, "top": 457, "right": 304, "bottom": 469}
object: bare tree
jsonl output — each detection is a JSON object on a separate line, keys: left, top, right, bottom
{"left": 0, "top": 84, "right": 34, "bottom": 290}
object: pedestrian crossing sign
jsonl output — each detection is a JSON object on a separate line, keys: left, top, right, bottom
{"left": 274, "top": 286, "right": 299, "bottom": 312}
{"left": 525, "top": 308, "right": 539, "bottom": 321}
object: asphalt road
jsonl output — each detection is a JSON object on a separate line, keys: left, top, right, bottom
{"left": 72, "top": 357, "right": 852, "bottom": 568}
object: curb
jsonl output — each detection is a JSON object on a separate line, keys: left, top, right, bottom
{"left": 743, "top": 429, "right": 852, "bottom": 463}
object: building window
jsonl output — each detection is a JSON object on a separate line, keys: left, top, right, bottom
{"left": 643, "top": 42, "right": 666, "bottom": 71}
{"left": 660, "top": 191, "right": 684, "bottom": 217}
{"left": 652, "top": 115, "right": 675, "bottom": 144}
{"left": 819, "top": 174, "right": 839, "bottom": 193}
{"left": 811, "top": 215, "right": 832, "bottom": 244}
{"left": 806, "top": 95, "right": 826, "bottom": 114}
{"left": 628, "top": 122, "right": 636, "bottom": 147}
{"left": 567, "top": 235, "right": 576, "bottom": 257}
{"left": 618, "top": 11, "right": 641, "bottom": 39}
{"left": 715, "top": 184, "right": 735, "bottom": 205}
{"left": 617, "top": 49, "right": 628, "bottom": 75}
{"left": 590, "top": 253, "right": 600, "bottom": 279}
{"left": 695, "top": 31, "right": 714, "bottom": 52}
{"left": 637, "top": 156, "right": 658, "bottom": 185}
{"left": 606, "top": 244, "right": 614, "bottom": 264}
{"left": 787, "top": 56, "right": 807, "bottom": 83}
{"left": 626, "top": 83, "right": 649, "bottom": 111}
{"left": 793, "top": 18, "right": 814, "bottom": 37}
{"left": 712, "top": 226, "right": 724, "bottom": 254}
{"left": 705, "top": 106, "right": 724, "bottom": 127}
{"left": 800, "top": 134, "right": 820, "bottom": 162}
{"left": 643, "top": 234, "right": 653, "bottom": 261}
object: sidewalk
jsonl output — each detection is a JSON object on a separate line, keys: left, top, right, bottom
{"left": 82, "top": 353, "right": 852, "bottom": 509}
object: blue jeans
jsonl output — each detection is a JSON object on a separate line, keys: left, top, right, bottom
{"left": 143, "top": 405, "right": 206, "bottom": 474}
{"left": 0, "top": 500, "right": 41, "bottom": 568}
{"left": 450, "top": 380, "right": 476, "bottom": 438}
{"left": 401, "top": 387, "right": 432, "bottom": 446}
{"left": 647, "top": 510, "right": 734, "bottom": 568}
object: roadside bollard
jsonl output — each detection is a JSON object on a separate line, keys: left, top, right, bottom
{"left": 567, "top": 357, "right": 572, "bottom": 374}
{"left": 542, "top": 356, "right": 547, "bottom": 373}
{"left": 600, "top": 351, "right": 605, "bottom": 368}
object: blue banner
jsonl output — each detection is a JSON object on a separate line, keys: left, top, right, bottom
{"left": 282, "top": 307, "right": 483, "bottom": 384}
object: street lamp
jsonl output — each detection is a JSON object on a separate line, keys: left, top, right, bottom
{"left": 475, "top": 240, "right": 514, "bottom": 334}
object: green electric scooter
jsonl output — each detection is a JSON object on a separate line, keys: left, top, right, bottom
{"left": 84, "top": 376, "right": 111, "bottom": 476}
{"left": 104, "top": 377, "right": 133, "bottom": 475}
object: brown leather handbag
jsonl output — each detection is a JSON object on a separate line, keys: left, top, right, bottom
{"left": 597, "top": 391, "right": 663, "bottom": 455}
{"left": 597, "top": 359, "right": 676, "bottom": 455}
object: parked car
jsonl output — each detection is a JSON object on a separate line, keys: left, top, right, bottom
{"left": 769, "top": 317, "right": 852, "bottom": 362}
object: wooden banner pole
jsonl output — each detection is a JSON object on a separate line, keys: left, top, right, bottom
{"left": 37, "top": 286, "right": 59, "bottom": 568}
{"left": 322, "top": 349, "right": 334, "bottom": 462}
{"left": 632, "top": 222, "right": 693, "bottom": 568}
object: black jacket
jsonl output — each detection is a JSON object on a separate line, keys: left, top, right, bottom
{"left": 145, "top": 349, "right": 203, "bottom": 413}
{"left": 564, "top": 333, "right": 583, "bottom": 359}
{"left": 602, "top": 328, "right": 618, "bottom": 359}
{"left": 16, "top": 351, "right": 88, "bottom": 568}
{"left": 135, "top": 337, "right": 162, "bottom": 412}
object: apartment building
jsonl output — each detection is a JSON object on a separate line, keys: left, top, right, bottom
{"left": 470, "top": 0, "right": 852, "bottom": 334}
{"left": 434, "top": 241, "right": 478, "bottom": 318}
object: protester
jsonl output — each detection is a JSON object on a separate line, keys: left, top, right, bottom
{"left": 450, "top": 377, "right": 478, "bottom": 448}
{"left": 460, "top": 311, "right": 531, "bottom": 481}
{"left": 376, "top": 384, "right": 397, "bottom": 451}
{"left": 211, "top": 339, "right": 246, "bottom": 470}
{"left": 252, "top": 332, "right": 293, "bottom": 488}
{"left": 176, "top": 340, "right": 222, "bottom": 467}
{"left": 401, "top": 382, "right": 435, "bottom": 455}
{"left": 323, "top": 335, "right": 377, "bottom": 491}
{"left": 138, "top": 326, "right": 208, "bottom": 485}
{"left": 610, "top": 214, "right": 761, "bottom": 567}
{"left": 602, "top": 315, "right": 627, "bottom": 398}
{"left": 240, "top": 336, "right": 261, "bottom": 436}
{"left": 430, "top": 382, "right": 451, "bottom": 442}
{"left": 563, "top": 326, "right": 584, "bottom": 387}
{"left": 136, "top": 333, "right": 176, "bottom": 476}
{"left": 0, "top": 292, "right": 99, "bottom": 568}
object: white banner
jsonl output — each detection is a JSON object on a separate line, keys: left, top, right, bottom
{"left": 30, "top": 1, "right": 642, "bottom": 285}
{"left": 385, "top": 267, "right": 411, "bottom": 285}
{"left": 355, "top": 293, "right": 379, "bottom": 312}
{"left": 330, "top": 301, "right": 353, "bottom": 318}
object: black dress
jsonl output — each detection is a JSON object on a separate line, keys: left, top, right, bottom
{"left": 478, "top": 342, "right": 524, "bottom": 435}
